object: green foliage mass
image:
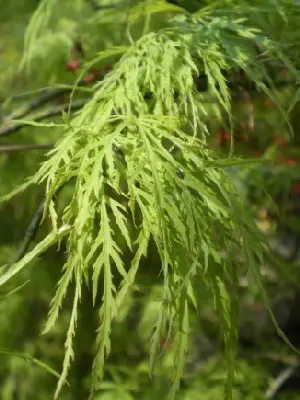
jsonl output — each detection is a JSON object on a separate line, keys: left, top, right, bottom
{"left": 1, "top": 1, "right": 300, "bottom": 399}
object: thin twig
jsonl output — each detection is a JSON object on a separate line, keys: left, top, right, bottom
{"left": 8, "top": 88, "right": 69, "bottom": 121}
{"left": 87, "top": 0, "right": 123, "bottom": 10}
{"left": 0, "top": 99, "right": 88, "bottom": 137}
{"left": 265, "top": 358, "right": 300, "bottom": 399}
{"left": 0, "top": 144, "right": 53, "bottom": 152}
{"left": 10, "top": 183, "right": 66, "bottom": 266}
{"left": 0, "top": 73, "right": 92, "bottom": 121}
{"left": 11, "top": 200, "right": 46, "bottom": 265}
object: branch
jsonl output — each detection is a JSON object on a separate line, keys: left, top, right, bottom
{"left": 0, "top": 143, "right": 53, "bottom": 152}
{"left": 265, "top": 359, "right": 300, "bottom": 399}
{"left": 87, "top": 0, "right": 123, "bottom": 10}
{"left": 0, "top": 99, "right": 88, "bottom": 137}
{"left": 11, "top": 200, "right": 46, "bottom": 265}
{"left": 9, "top": 183, "right": 66, "bottom": 266}
{"left": 1, "top": 81, "right": 88, "bottom": 120}
{"left": 8, "top": 88, "right": 70, "bottom": 121}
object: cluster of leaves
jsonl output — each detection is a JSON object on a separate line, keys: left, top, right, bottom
{"left": 2, "top": 1, "right": 300, "bottom": 399}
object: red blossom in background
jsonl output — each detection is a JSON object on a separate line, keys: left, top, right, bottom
{"left": 160, "top": 339, "right": 173, "bottom": 350}
{"left": 263, "top": 98, "right": 276, "bottom": 108}
{"left": 83, "top": 72, "right": 99, "bottom": 84}
{"left": 66, "top": 58, "right": 81, "bottom": 72}
{"left": 216, "top": 129, "right": 231, "bottom": 145}
{"left": 244, "top": 122, "right": 254, "bottom": 131}
{"left": 83, "top": 65, "right": 112, "bottom": 84}
{"left": 294, "top": 182, "right": 300, "bottom": 194}
{"left": 275, "top": 137, "right": 288, "bottom": 147}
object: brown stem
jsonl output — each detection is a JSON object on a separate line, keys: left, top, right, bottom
{"left": 0, "top": 99, "right": 88, "bottom": 137}
{"left": 0, "top": 143, "right": 53, "bottom": 152}
{"left": 11, "top": 200, "right": 46, "bottom": 265}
